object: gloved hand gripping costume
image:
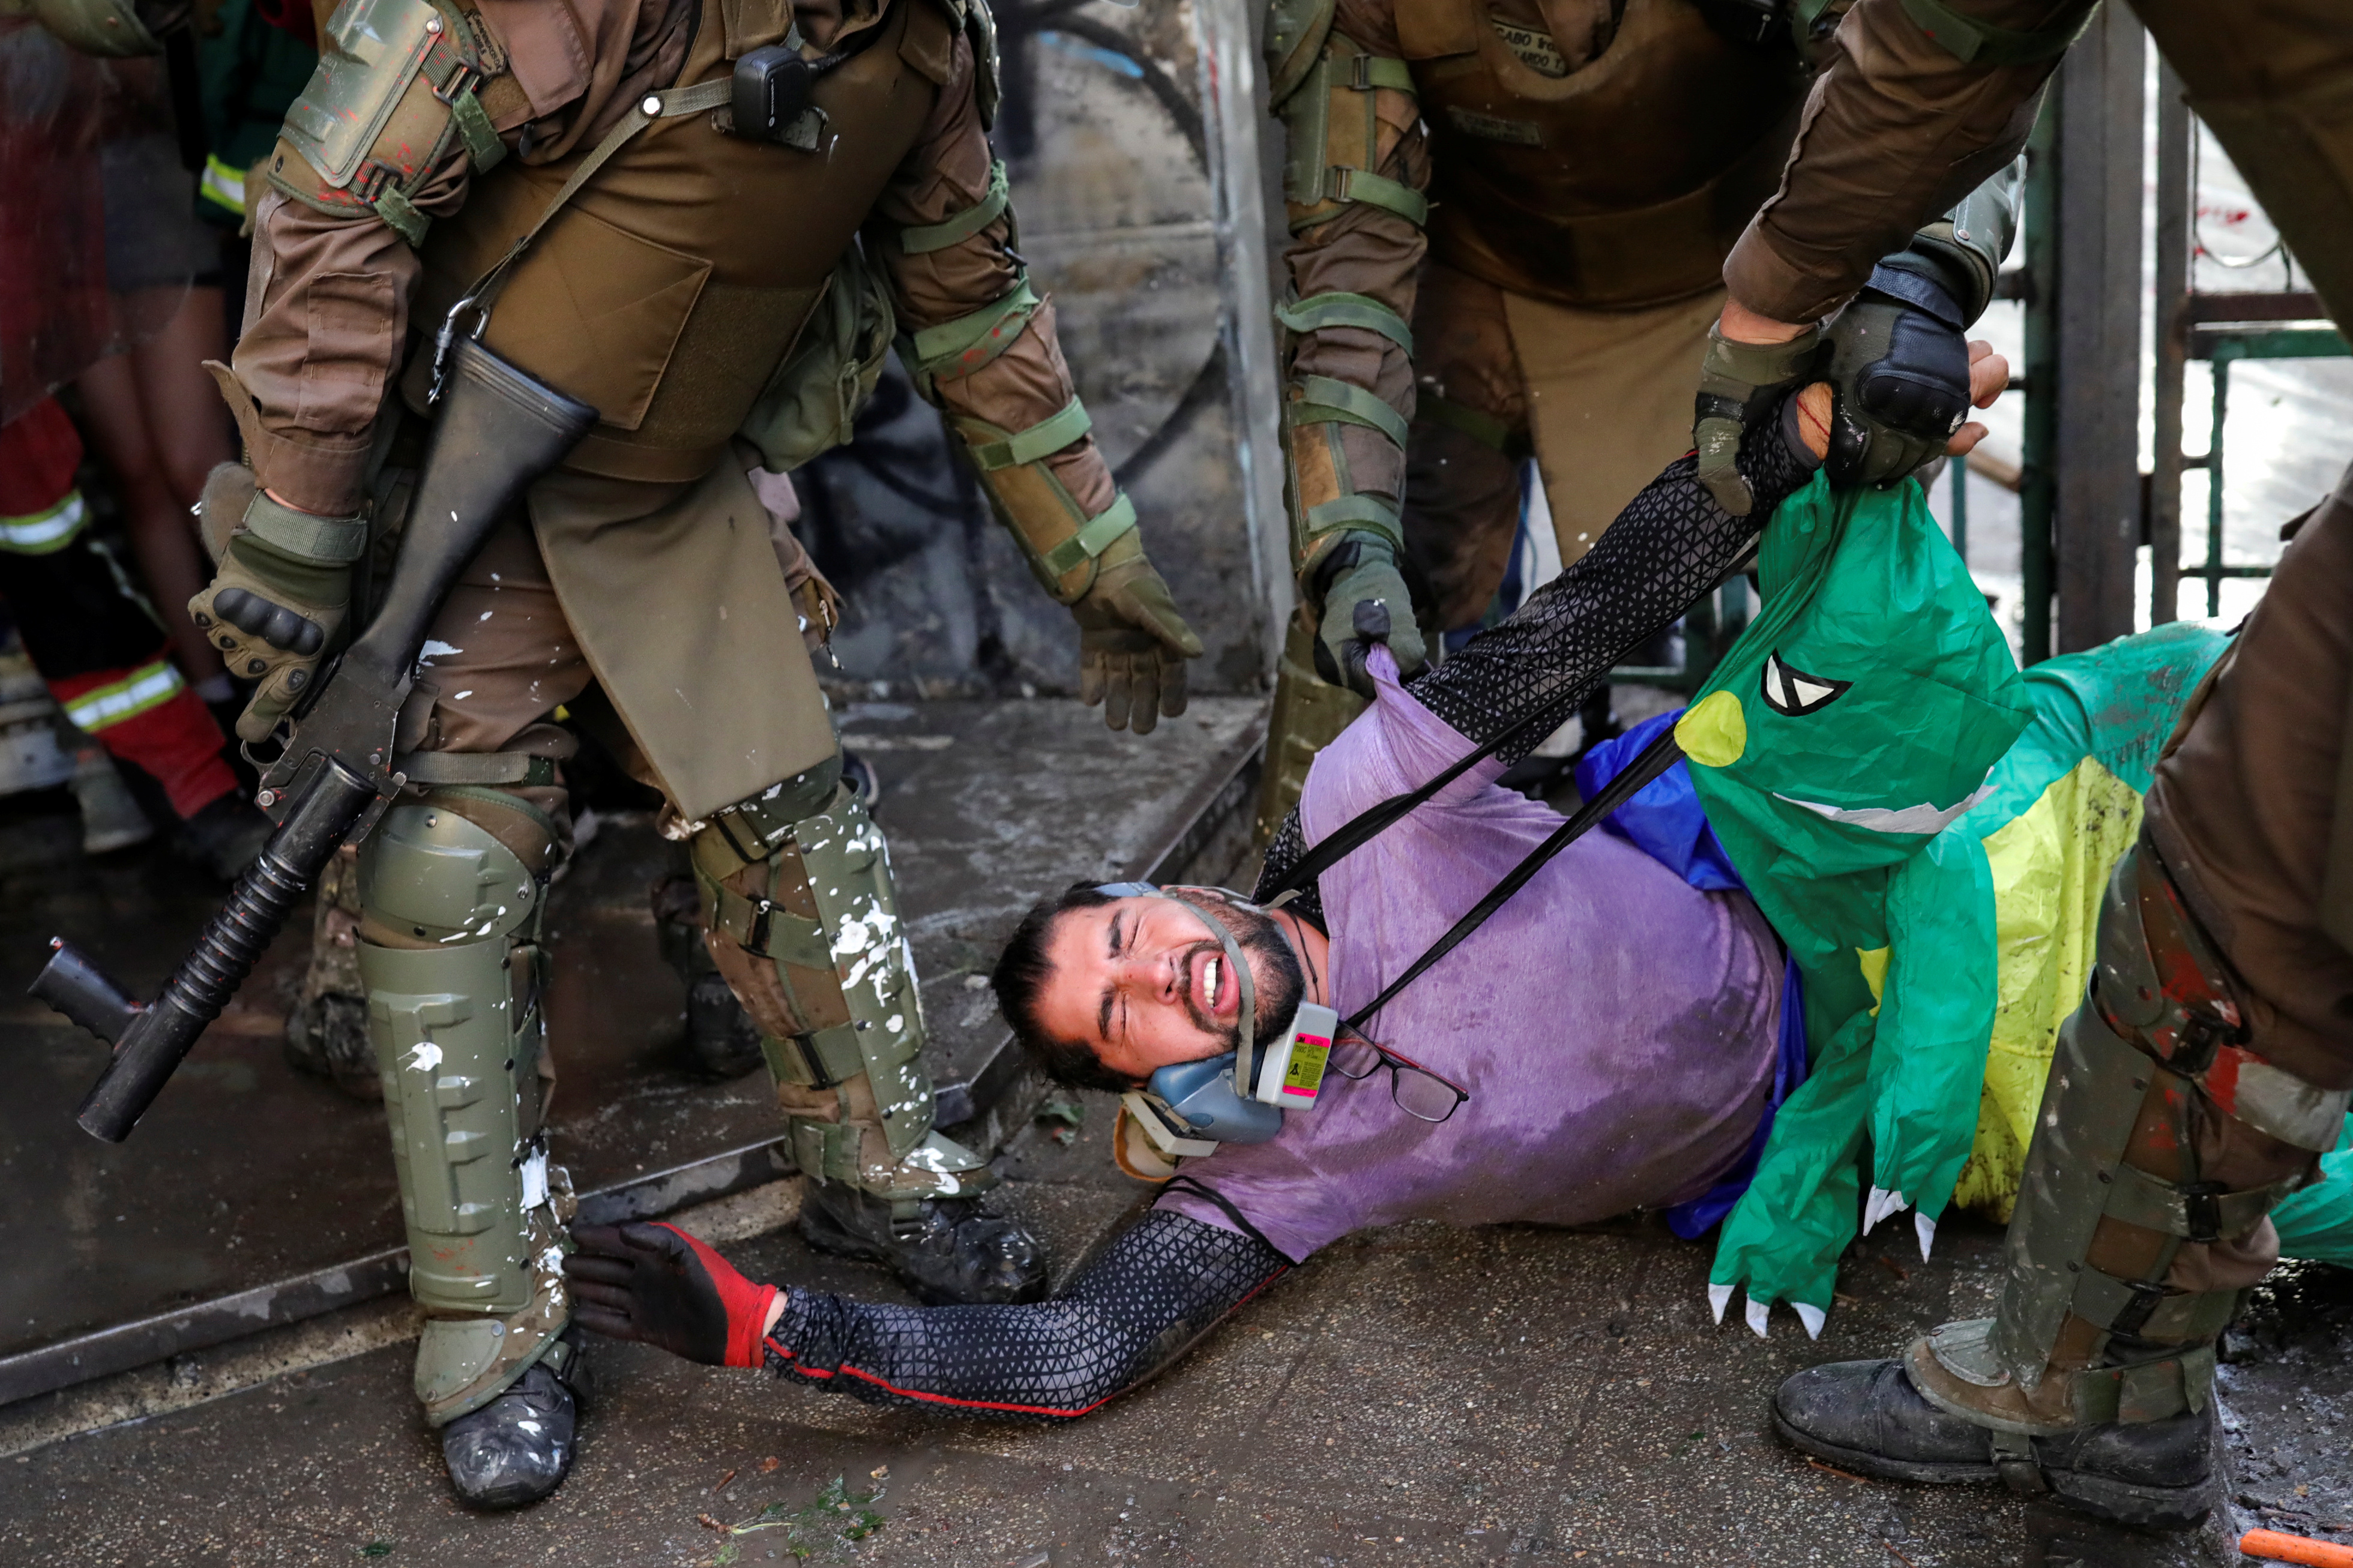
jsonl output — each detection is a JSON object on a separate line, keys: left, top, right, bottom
{"left": 154, "top": 0, "right": 1193, "bottom": 1511}
{"left": 1694, "top": 161, "right": 2020, "bottom": 509}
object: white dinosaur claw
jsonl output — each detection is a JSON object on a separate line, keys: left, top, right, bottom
{"left": 1915, "top": 1210, "right": 1938, "bottom": 1261}
{"left": 1793, "top": 1301, "right": 1827, "bottom": 1341}
{"left": 1744, "top": 1294, "right": 1770, "bottom": 1339}
{"left": 1863, "top": 1186, "right": 1891, "bottom": 1234}
{"left": 1708, "top": 1282, "right": 1733, "bottom": 1324}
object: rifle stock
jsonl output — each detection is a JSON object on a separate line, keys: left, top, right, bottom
{"left": 37, "top": 340, "right": 595, "bottom": 1143}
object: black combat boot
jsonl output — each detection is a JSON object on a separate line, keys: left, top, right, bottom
{"left": 1772, "top": 1356, "right": 2216, "bottom": 1528}
{"left": 439, "top": 1335, "right": 585, "bottom": 1510}
{"left": 799, "top": 1182, "right": 1047, "bottom": 1305}
{"left": 651, "top": 873, "right": 765, "bottom": 1078}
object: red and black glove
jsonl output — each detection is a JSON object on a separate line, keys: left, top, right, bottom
{"left": 565, "top": 1222, "right": 779, "bottom": 1368}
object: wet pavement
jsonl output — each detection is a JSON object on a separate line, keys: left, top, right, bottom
{"left": 4, "top": 1081, "right": 2345, "bottom": 1566}
{"left": 0, "top": 695, "right": 1263, "bottom": 1402}
{"left": 2, "top": 697, "right": 2346, "bottom": 1566}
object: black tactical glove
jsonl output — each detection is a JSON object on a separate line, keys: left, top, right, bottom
{"left": 566, "top": 1222, "right": 780, "bottom": 1368}
{"left": 1310, "top": 537, "right": 1424, "bottom": 697}
{"left": 187, "top": 464, "right": 362, "bottom": 742}
{"left": 1693, "top": 324, "right": 1825, "bottom": 516}
{"left": 1819, "top": 265, "right": 1974, "bottom": 489}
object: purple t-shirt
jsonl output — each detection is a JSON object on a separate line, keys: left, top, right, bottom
{"left": 1160, "top": 653, "right": 1783, "bottom": 1262}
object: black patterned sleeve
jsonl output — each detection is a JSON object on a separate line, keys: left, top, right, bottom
{"left": 761, "top": 1210, "right": 1289, "bottom": 1420}
{"left": 1252, "top": 395, "right": 1821, "bottom": 907}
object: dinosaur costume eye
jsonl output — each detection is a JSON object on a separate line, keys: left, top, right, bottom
{"left": 1759, "top": 651, "right": 1852, "bottom": 718}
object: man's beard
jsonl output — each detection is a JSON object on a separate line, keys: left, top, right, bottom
{"left": 1164, "top": 890, "right": 1306, "bottom": 1052}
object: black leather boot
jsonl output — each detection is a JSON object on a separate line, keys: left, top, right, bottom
{"left": 1772, "top": 1357, "right": 2216, "bottom": 1528}
{"left": 798, "top": 1181, "right": 1047, "bottom": 1305}
{"left": 650, "top": 873, "right": 765, "bottom": 1078}
{"left": 439, "top": 1338, "right": 584, "bottom": 1510}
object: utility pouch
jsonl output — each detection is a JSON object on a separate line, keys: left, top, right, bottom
{"left": 736, "top": 241, "right": 898, "bottom": 472}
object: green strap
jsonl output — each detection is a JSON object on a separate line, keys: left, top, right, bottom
{"left": 1302, "top": 493, "right": 1403, "bottom": 552}
{"left": 375, "top": 185, "right": 430, "bottom": 248}
{"left": 1289, "top": 374, "right": 1411, "bottom": 449}
{"left": 1327, "top": 165, "right": 1429, "bottom": 227}
{"left": 965, "top": 397, "right": 1092, "bottom": 470}
{"left": 1034, "top": 493, "right": 1138, "bottom": 580}
{"left": 707, "top": 882, "right": 836, "bottom": 971}
{"left": 449, "top": 88, "right": 507, "bottom": 175}
{"left": 1896, "top": 0, "right": 2092, "bottom": 65}
{"left": 905, "top": 276, "right": 1042, "bottom": 382}
{"left": 899, "top": 159, "right": 1011, "bottom": 254}
{"left": 1343, "top": 53, "right": 1417, "bottom": 92}
{"left": 1415, "top": 391, "right": 1531, "bottom": 459}
{"left": 242, "top": 490, "right": 368, "bottom": 563}
{"left": 1274, "top": 291, "right": 1414, "bottom": 354}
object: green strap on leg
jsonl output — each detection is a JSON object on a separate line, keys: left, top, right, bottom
{"left": 1416, "top": 391, "right": 1532, "bottom": 460}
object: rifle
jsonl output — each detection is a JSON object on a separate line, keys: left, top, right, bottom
{"left": 33, "top": 338, "right": 596, "bottom": 1143}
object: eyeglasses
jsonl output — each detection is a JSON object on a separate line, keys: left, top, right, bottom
{"left": 1325, "top": 1035, "right": 1470, "bottom": 1125}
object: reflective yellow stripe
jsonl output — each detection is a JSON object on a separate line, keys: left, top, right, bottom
{"left": 200, "top": 154, "right": 248, "bottom": 217}
{"left": 65, "top": 659, "right": 186, "bottom": 732}
{"left": 0, "top": 491, "right": 88, "bottom": 554}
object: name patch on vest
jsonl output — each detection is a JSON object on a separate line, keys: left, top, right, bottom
{"left": 1490, "top": 19, "right": 1568, "bottom": 77}
{"left": 1445, "top": 106, "right": 1547, "bottom": 146}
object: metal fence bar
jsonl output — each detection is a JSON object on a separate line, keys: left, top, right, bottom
{"left": 2188, "top": 325, "right": 2351, "bottom": 613}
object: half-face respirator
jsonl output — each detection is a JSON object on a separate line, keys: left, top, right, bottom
{"left": 1091, "top": 882, "right": 1336, "bottom": 1162}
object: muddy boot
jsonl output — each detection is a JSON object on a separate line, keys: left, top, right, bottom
{"left": 1773, "top": 1354, "right": 2218, "bottom": 1528}
{"left": 690, "top": 758, "right": 1049, "bottom": 1306}
{"left": 284, "top": 847, "right": 379, "bottom": 1100}
{"left": 652, "top": 873, "right": 764, "bottom": 1079}
{"left": 1770, "top": 843, "right": 2348, "bottom": 1529}
{"left": 799, "top": 1181, "right": 1044, "bottom": 1305}
{"left": 438, "top": 1334, "right": 584, "bottom": 1511}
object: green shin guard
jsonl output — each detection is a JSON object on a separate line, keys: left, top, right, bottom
{"left": 1915, "top": 846, "right": 2348, "bottom": 1435}
{"left": 697, "top": 776, "right": 991, "bottom": 1203}
{"left": 1254, "top": 603, "right": 1369, "bottom": 844}
{"left": 359, "top": 799, "right": 572, "bottom": 1426}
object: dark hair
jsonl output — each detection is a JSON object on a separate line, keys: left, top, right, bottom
{"left": 990, "top": 882, "right": 1143, "bottom": 1094}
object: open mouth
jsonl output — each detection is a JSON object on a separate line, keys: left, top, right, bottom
{"left": 1193, "top": 948, "right": 1228, "bottom": 1019}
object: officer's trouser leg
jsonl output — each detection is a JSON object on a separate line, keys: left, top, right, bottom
{"left": 690, "top": 763, "right": 1045, "bottom": 1303}
{"left": 1254, "top": 261, "right": 1527, "bottom": 842}
{"left": 359, "top": 517, "right": 595, "bottom": 1425}
{"left": 2133, "top": 0, "right": 2353, "bottom": 328}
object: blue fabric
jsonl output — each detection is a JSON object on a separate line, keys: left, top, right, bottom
{"left": 1576, "top": 707, "right": 1806, "bottom": 1237}
{"left": 1573, "top": 711, "right": 1745, "bottom": 892}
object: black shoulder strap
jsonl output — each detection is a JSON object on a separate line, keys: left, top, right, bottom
{"left": 1340, "top": 726, "right": 1686, "bottom": 1033}
{"left": 1259, "top": 686, "right": 1577, "bottom": 903}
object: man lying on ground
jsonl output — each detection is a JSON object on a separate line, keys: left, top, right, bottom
{"left": 561, "top": 362, "right": 1998, "bottom": 1416}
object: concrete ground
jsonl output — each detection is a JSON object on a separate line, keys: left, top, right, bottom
{"left": 7, "top": 1090, "right": 2343, "bottom": 1567}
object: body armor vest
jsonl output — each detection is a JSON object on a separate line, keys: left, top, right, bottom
{"left": 410, "top": 0, "right": 957, "bottom": 482}
{"left": 1397, "top": 0, "right": 1810, "bottom": 310}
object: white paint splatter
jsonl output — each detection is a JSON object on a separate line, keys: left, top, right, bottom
{"left": 419, "top": 640, "right": 462, "bottom": 661}
{"left": 405, "top": 1042, "right": 443, "bottom": 1073}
